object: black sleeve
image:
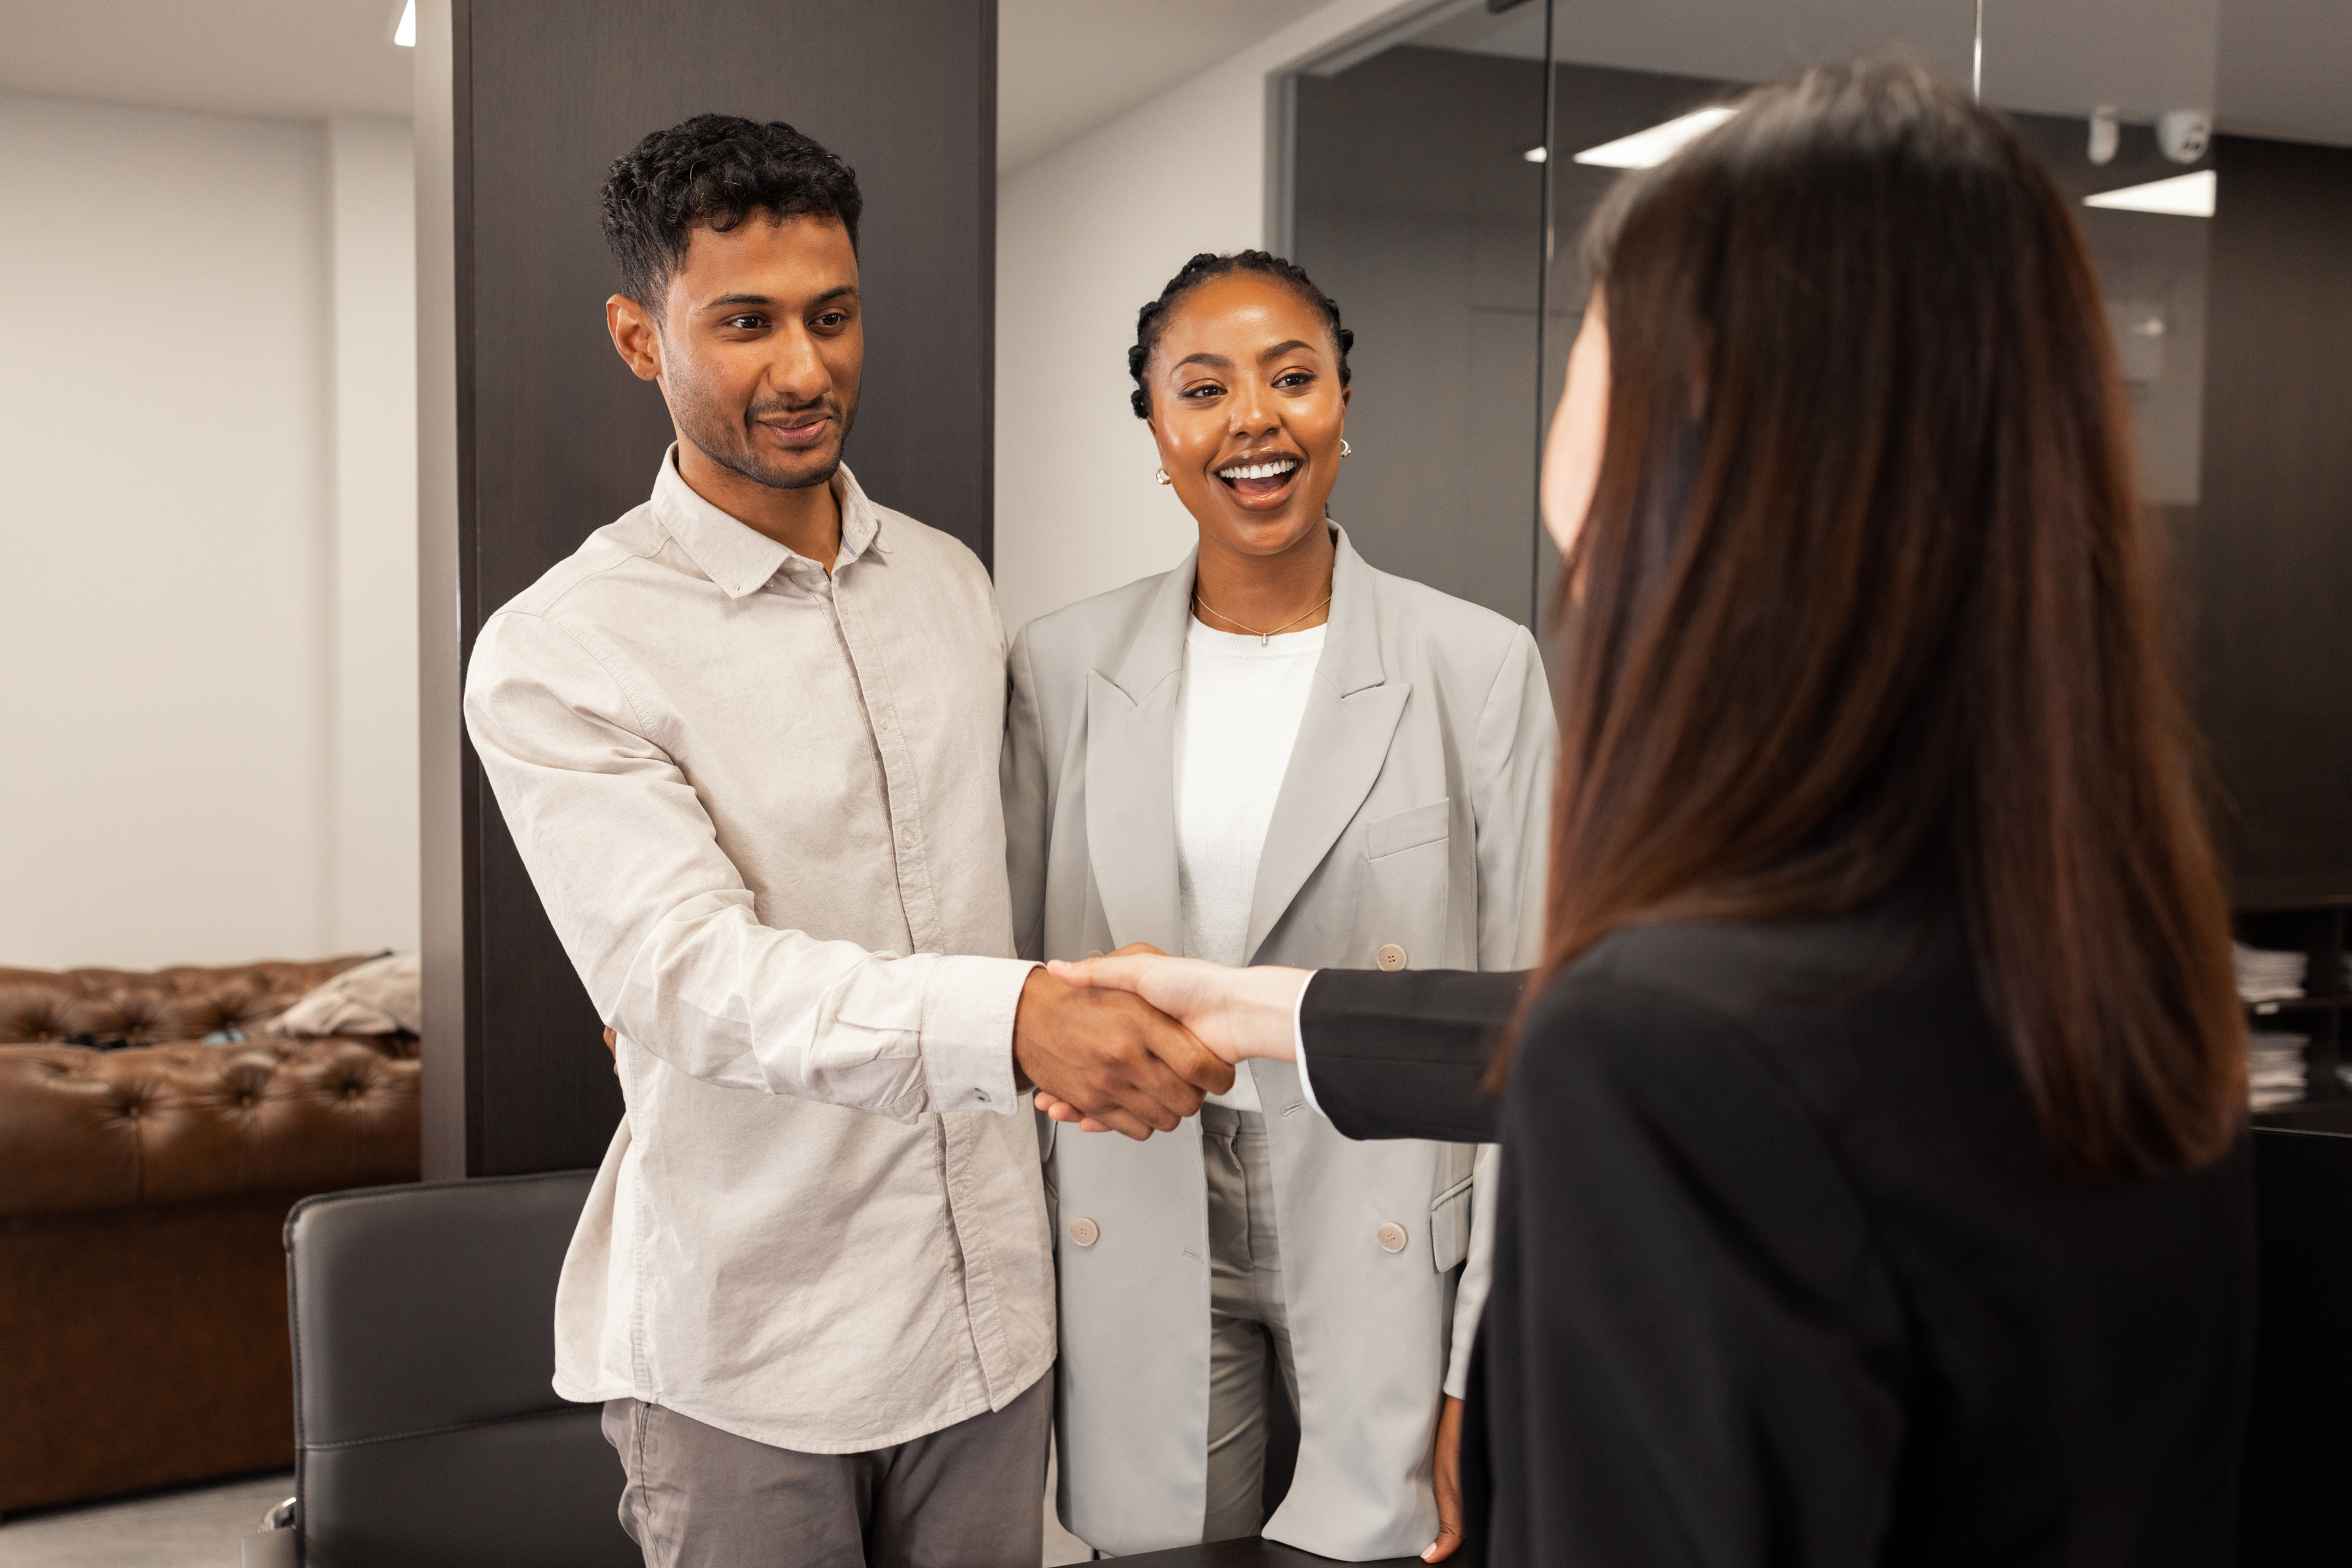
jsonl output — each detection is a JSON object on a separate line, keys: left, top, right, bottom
{"left": 1490, "top": 976, "right": 1907, "bottom": 1567}
{"left": 1298, "top": 968, "right": 1526, "bottom": 1142}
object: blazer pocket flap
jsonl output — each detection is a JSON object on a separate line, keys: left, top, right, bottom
{"left": 1430, "top": 1174, "right": 1474, "bottom": 1273}
{"left": 1366, "top": 798, "right": 1452, "bottom": 861}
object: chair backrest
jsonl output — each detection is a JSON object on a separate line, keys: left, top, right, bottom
{"left": 2241, "top": 1126, "right": 2352, "bottom": 1566}
{"left": 284, "top": 1170, "right": 639, "bottom": 1568}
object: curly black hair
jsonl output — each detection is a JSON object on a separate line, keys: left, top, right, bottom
{"left": 600, "top": 113, "right": 863, "bottom": 306}
{"left": 1126, "top": 251, "right": 1353, "bottom": 419}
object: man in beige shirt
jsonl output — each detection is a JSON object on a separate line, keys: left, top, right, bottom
{"left": 464, "top": 115, "right": 1227, "bottom": 1567}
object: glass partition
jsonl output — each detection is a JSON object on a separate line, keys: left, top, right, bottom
{"left": 1531, "top": 0, "right": 2220, "bottom": 604}
{"left": 1287, "top": 1, "right": 1556, "bottom": 629}
{"left": 1288, "top": 0, "right": 2230, "bottom": 631}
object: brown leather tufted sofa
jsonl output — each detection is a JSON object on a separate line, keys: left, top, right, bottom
{"left": 0, "top": 957, "right": 420, "bottom": 1516}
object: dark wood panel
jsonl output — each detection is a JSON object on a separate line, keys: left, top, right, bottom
{"left": 2188, "top": 135, "right": 2352, "bottom": 895}
{"left": 424, "top": 0, "right": 997, "bottom": 1176}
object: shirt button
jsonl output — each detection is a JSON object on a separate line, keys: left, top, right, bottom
{"left": 1377, "top": 944, "right": 1408, "bottom": 971}
{"left": 899, "top": 827, "right": 918, "bottom": 850}
{"left": 973, "top": 1088, "right": 989, "bottom": 1104}
{"left": 1376, "top": 1221, "right": 1408, "bottom": 1253}
{"left": 876, "top": 715, "right": 893, "bottom": 732}
{"left": 1069, "top": 1217, "right": 1101, "bottom": 1248}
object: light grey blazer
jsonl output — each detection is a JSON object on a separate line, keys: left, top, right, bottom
{"left": 1002, "top": 527, "right": 1553, "bottom": 1559}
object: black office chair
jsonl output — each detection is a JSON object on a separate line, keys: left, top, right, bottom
{"left": 279, "top": 1170, "right": 639, "bottom": 1568}
{"left": 2241, "top": 1126, "right": 2352, "bottom": 1566}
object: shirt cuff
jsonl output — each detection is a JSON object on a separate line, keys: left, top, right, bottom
{"left": 918, "top": 955, "right": 1038, "bottom": 1115}
{"left": 1293, "top": 970, "right": 1326, "bottom": 1119}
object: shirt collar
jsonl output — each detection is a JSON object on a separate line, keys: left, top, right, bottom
{"left": 649, "top": 444, "right": 885, "bottom": 599}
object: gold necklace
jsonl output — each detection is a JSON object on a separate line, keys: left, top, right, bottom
{"left": 1193, "top": 591, "right": 1333, "bottom": 647}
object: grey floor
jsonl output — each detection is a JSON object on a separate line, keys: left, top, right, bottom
{"left": 0, "top": 1472, "right": 290, "bottom": 1568}
{"left": 0, "top": 1467, "right": 1093, "bottom": 1567}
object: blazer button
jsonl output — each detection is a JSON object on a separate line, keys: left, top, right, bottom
{"left": 1376, "top": 944, "right": 1408, "bottom": 971}
{"left": 1069, "top": 1217, "right": 1101, "bottom": 1248}
{"left": 1376, "top": 1221, "right": 1408, "bottom": 1253}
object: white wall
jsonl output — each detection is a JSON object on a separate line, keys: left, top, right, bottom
{"left": 0, "top": 92, "right": 416, "bottom": 970}
{"left": 326, "top": 115, "right": 419, "bottom": 957}
{"left": 991, "top": 0, "right": 1428, "bottom": 635}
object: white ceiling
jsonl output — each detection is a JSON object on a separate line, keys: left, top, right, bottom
{"left": 0, "top": 0, "right": 413, "bottom": 123}
{"left": 0, "top": 0, "right": 1329, "bottom": 173}
{"left": 0, "top": 0, "right": 2339, "bottom": 152}
{"left": 998, "top": 0, "right": 1330, "bottom": 173}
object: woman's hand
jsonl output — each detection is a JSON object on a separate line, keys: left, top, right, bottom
{"left": 1425, "top": 1395, "right": 1465, "bottom": 1561}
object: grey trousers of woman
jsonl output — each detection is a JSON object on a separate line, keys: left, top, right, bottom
{"left": 1201, "top": 1103, "right": 1301, "bottom": 1544}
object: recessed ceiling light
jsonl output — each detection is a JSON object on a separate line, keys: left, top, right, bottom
{"left": 2083, "top": 168, "right": 2215, "bottom": 217}
{"left": 1523, "top": 146, "right": 1548, "bottom": 164}
{"left": 394, "top": 0, "right": 417, "bottom": 47}
{"left": 1573, "top": 107, "right": 1738, "bottom": 170}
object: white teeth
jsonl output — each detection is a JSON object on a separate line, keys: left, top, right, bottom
{"left": 1217, "top": 459, "right": 1300, "bottom": 481}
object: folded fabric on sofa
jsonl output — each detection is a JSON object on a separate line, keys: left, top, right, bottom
{"left": 270, "top": 951, "right": 421, "bottom": 1038}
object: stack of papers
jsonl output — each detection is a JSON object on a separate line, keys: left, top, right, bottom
{"left": 2249, "top": 1033, "right": 2310, "bottom": 1110}
{"left": 2234, "top": 943, "right": 2307, "bottom": 1010}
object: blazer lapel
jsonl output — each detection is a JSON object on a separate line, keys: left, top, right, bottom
{"left": 1244, "top": 530, "right": 1408, "bottom": 962}
{"left": 1082, "top": 557, "right": 1196, "bottom": 954}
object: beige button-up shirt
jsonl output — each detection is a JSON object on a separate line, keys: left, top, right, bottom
{"left": 464, "top": 450, "right": 1049, "bottom": 1453}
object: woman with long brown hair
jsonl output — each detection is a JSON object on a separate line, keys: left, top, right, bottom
{"left": 1041, "top": 60, "right": 2253, "bottom": 1565}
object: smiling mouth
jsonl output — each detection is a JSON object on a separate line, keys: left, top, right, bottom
{"left": 761, "top": 412, "right": 832, "bottom": 449}
{"left": 1216, "top": 455, "right": 1300, "bottom": 501}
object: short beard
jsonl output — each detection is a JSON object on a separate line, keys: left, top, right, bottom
{"left": 670, "top": 366, "right": 858, "bottom": 493}
{"left": 692, "top": 427, "right": 842, "bottom": 492}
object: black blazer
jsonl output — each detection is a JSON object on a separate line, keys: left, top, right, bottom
{"left": 1302, "top": 904, "right": 2253, "bottom": 1567}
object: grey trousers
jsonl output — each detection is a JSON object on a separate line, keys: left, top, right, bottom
{"left": 1201, "top": 1104, "right": 1299, "bottom": 1544}
{"left": 601, "top": 1374, "right": 1050, "bottom": 1568}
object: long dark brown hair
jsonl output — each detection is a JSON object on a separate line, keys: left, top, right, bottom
{"left": 1518, "top": 61, "right": 2243, "bottom": 1178}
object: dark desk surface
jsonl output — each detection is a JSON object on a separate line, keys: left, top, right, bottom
{"left": 1110, "top": 1540, "right": 1420, "bottom": 1567}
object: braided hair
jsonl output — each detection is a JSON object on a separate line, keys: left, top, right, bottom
{"left": 1126, "top": 251, "right": 1354, "bottom": 419}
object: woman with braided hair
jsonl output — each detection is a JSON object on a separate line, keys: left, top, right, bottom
{"left": 1001, "top": 252, "right": 1553, "bottom": 1560}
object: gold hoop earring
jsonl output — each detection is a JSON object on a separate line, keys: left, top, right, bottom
{"left": 1155, "top": 467, "right": 1171, "bottom": 486}
{"left": 1340, "top": 439, "right": 1352, "bottom": 456}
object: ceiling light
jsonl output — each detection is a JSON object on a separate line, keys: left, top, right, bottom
{"left": 1573, "top": 107, "right": 1737, "bottom": 170}
{"left": 2084, "top": 169, "right": 2215, "bottom": 217}
{"left": 1523, "top": 146, "right": 1548, "bottom": 164}
{"left": 394, "top": 0, "right": 417, "bottom": 47}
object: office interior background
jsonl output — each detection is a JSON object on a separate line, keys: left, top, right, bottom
{"left": 0, "top": 0, "right": 2346, "bottom": 1562}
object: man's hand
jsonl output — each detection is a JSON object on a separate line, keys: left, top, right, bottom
{"left": 602, "top": 1025, "right": 618, "bottom": 1077}
{"left": 1013, "top": 965, "right": 1232, "bottom": 1141}
{"left": 1425, "top": 1394, "right": 1465, "bottom": 1561}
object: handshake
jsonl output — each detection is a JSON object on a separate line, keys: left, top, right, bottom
{"left": 596, "top": 945, "right": 1310, "bottom": 1138}
{"left": 1012, "top": 946, "right": 1310, "bottom": 1140}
